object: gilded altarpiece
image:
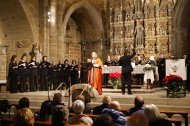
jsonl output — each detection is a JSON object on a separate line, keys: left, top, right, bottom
{"left": 109, "top": 0, "right": 177, "bottom": 60}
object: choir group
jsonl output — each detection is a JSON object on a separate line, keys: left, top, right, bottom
{"left": 8, "top": 54, "right": 79, "bottom": 93}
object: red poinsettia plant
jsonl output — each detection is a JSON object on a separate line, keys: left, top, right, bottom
{"left": 108, "top": 72, "right": 122, "bottom": 88}
{"left": 109, "top": 72, "right": 122, "bottom": 80}
{"left": 162, "top": 75, "right": 183, "bottom": 92}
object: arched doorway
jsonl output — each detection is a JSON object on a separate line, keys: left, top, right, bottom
{"left": 63, "top": 1, "right": 104, "bottom": 62}
{"left": 173, "top": 0, "right": 190, "bottom": 57}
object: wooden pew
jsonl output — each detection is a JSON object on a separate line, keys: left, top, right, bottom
{"left": 0, "top": 118, "right": 13, "bottom": 126}
{"left": 166, "top": 118, "right": 182, "bottom": 126}
{"left": 69, "top": 113, "right": 97, "bottom": 119}
{"left": 35, "top": 120, "right": 51, "bottom": 126}
{"left": 67, "top": 124, "right": 88, "bottom": 126}
{"left": 160, "top": 110, "right": 188, "bottom": 126}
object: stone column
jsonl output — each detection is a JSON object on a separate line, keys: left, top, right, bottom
{"left": 39, "top": 0, "right": 49, "bottom": 57}
{"left": 48, "top": 0, "right": 58, "bottom": 62}
{"left": 57, "top": 1, "right": 67, "bottom": 60}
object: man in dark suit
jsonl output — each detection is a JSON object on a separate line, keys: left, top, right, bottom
{"left": 157, "top": 54, "right": 166, "bottom": 87}
{"left": 119, "top": 47, "right": 136, "bottom": 94}
{"left": 93, "top": 95, "right": 112, "bottom": 115}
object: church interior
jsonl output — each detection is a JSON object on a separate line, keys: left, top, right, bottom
{"left": 0, "top": 0, "right": 190, "bottom": 126}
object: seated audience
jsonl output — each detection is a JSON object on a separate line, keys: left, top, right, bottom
{"left": 68, "top": 100, "right": 93, "bottom": 126}
{"left": 126, "top": 95, "right": 144, "bottom": 116}
{"left": 93, "top": 114, "right": 114, "bottom": 126}
{"left": 52, "top": 93, "right": 64, "bottom": 107}
{"left": 75, "top": 94, "right": 91, "bottom": 114}
{"left": 52, "top": 105, "right": 69, "bottom": 126}
{"left": 102, "top": 101, "right": 127, "bottom": 126}
{"left": 18, "top": 97, "right": 30, "bottom": 110}
{"left": 14, "top": 108, "right": 34, "bottom": 126}
{"left": 93, "top": 95, "right": 112, "bottom": 115}
{"left": 144, "top": 104, "right": 172, "bottom": 126}
{"left": 35, "top": 100, "right": 53, "bottom": 121}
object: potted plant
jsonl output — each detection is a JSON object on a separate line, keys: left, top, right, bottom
{"left": 108, "top": 72, "right": 122, "bottom": 89}
{"left": 162, "top": 75, "right": 185, "bottom": 98}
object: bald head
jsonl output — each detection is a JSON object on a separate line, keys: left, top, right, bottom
{"left": 134, "top": 96, "right": 144, "bottom": 108}
{"left": 110, "top": 101, "right": 121, "bottom": 111}
{"left": 102, "top": 96, "right": 112, "bottom": 104}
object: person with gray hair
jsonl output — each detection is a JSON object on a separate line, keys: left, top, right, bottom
{"left": 52, "top": 105, "right": 69, "bottom": 126}
{"left": 75, "top": 94, "right": 91, "bottom": 113}
{"left": 68, "top": 100, "right": 93, "bottom": 125}
{"left": 144, "top": 104, "right": 172, "bottom": 126}
{"left": 93, "top": 95, "right": 112, "bottom": 115}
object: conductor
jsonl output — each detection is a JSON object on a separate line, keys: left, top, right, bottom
{"left": 119, "top": 46, "right": 136, "bottom": 95}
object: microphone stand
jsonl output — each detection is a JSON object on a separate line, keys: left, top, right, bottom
{"left": 68, "top": 77, "right": 72, "bottom": 107}
{"left": 49, "top": 82, "right": 66, "bottom": 98}
{"left": 48, "top": 79, "right": 50, "bottom": 100}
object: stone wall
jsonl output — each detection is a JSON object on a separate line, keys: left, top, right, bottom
{"left": 0, "top": 0, "right": 35, "bottom": 79}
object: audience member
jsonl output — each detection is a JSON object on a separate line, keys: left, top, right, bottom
{"left": 18, "top": 97, "right": 30, "bottom": 110}
{"left": 52, "top": 105, "right": 69, "bottom": 126}
{"left": 127, "top": 112, "right": 147, "bottom": 126}
{"left": 14, "top": 108, "right": 34, "bottom": 126}
{"left": 68, "top": 100, "right": 93, "bottom": 125}
{"left": 144, "top": 104, "right": 172, "bottom": 126}
{"left": 75, "top": 94, "right": 91, "bottom": 113}
{"left": 126, "top": 96, "right": 144, "bottom": 116}
{"left": 93, "top": 114, "right": 114, "bottom": 126}
{"left": 102, "top": 101, "right": 127, "bottom": 126}
{"left": 93, "top": 95, "right": 112, "bottom": 115}
{"left": 35, "top": 100, "right": 53, "bottom": 121}
{"left": 52, "top": 93, "right": 64, "bottom": 107}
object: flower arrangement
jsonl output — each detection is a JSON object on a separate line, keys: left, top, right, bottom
{"left": 143, "top": 64, "right": 155, "bottom": 71}
{"left": 162, "top": 75, "right": 183, "bottom": 92}
{"left": 108, "top": 72, "right": 122, "bottom": 89}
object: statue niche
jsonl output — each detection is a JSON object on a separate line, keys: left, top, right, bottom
{"left": 134, "top": 19, "right": 145, "bottom": 48}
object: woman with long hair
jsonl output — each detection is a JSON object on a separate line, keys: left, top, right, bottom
{"left": 8, "top": 55, "right": 19, "bottom": 93}
{"left": 28, "top": 55, "right": 38, "bottom": 91}
{"left": 63, "top": 59, "right": 70, "bottom": 87}
{"left": 70, "top": 60, "right": 78, "bottom": 85}
{"left": 18, "top": 54, "right": 29, "bottom": 92}
{"left": 144, "top": 104, "right": 172, "bottom": 126}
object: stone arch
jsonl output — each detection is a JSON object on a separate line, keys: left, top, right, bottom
{"left": 62, "top": 1, "right": 104, "bottom": 58}
{"left": 18, "top": 0, "right": 39, "bottom": 43}
{"left": 173, "top": 0, "right": 190, "bottom": 57}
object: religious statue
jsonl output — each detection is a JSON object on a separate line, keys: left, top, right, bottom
{"left": 34, "top": 43, "right": 42, "bottom": 63}
{"left": 134, "top": 20, "right": 145, "bottom": 48}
